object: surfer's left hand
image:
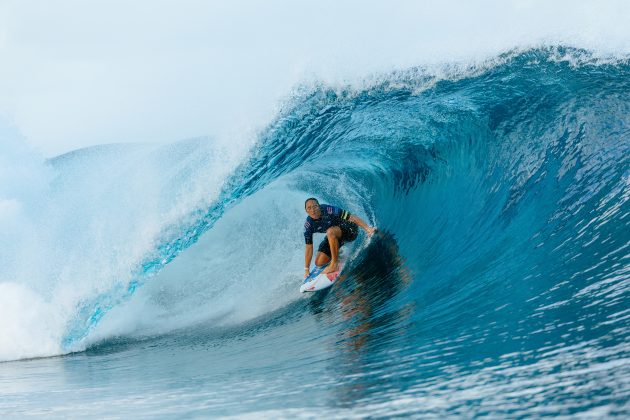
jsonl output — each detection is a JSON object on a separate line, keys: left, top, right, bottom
{"left": 366, "top": 226, "right": 376, "bottom": 237}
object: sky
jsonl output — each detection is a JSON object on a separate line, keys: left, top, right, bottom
{"left": 1, "top": 0, "right": 629, "bottom": 157}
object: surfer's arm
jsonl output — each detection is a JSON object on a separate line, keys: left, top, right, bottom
{"left": 304, "top": 244, "right": 313, "bottom": 277}
{"left": 304, "top": 220, "right": 314, "bottom": 275}
{"left": 335, "top": 206, "right": 375, "bottom": 236}
{"left": 348, "top": 214, "right": 376, "bottom": 237}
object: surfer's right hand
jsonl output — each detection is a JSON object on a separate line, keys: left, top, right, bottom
{"left": 304, "top": 268, "right": 310, "bottom": 278}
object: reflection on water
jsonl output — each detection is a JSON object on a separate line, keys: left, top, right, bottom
{"left": 307, "top": 231, "right": 414, "bottom": 407}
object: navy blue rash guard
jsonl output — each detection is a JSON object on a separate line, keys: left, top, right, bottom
{"left": 304, "top": 204, "right": 353, "bottom": 245}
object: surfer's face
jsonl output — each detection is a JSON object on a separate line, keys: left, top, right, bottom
{"left": 305, "top": 200, "right": 321, "bottom": 219}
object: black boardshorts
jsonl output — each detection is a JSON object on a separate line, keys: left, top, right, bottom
{"left": 317, "top": 221, "right": 359, "bottom": 258}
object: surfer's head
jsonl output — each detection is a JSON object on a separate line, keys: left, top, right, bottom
{"left": 305, "top": 197, "right": 321, "bottom": 219}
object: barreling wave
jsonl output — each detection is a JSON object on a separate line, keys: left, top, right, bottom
{"left": 2, "top": 48, "right": 629, "bottom": 415}
{"left": 57, "top": 46, "right": 628, "bottom": 350}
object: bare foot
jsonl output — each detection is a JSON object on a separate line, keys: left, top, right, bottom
{"left": 323, "top": 262, "right": 338, "bottom": 274}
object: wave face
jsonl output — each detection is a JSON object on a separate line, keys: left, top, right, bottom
{"left": 1, "top": 48, "right": 629, "bottom": 416}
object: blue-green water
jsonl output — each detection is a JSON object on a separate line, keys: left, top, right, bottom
{"left": 1, "top": 48, "right": 629, "bottom": 417}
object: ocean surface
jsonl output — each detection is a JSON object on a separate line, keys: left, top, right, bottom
{"left": 1, "top": 47, "right": 629, "bottom": 417}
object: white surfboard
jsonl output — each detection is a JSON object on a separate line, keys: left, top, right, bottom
{"left": 300, "top": 256, "right": 347, "bottom": 293}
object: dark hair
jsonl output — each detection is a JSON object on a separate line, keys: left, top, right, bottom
{"left": 304, "top": 197, "right": 319, "bottom": 209}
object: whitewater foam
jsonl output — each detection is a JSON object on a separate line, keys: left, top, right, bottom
{"left": 0, "top": 133, "right": 245, "bottom": 360}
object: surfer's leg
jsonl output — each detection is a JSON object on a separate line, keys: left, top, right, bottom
{"left": 314, "top": 252, "right": 330, "bottom": 266}
{"left": 323, "top": 226, "right": 342, "bottom": 273}
{"left": 315, "top": 238, "right": 332, "bottom": 266}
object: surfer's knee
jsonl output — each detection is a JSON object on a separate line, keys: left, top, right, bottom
{"left": 315, "top": 252, "right": 330, "bottom": 266}
{"left": 326, "top": 226, "right": 341, "bottom": 239}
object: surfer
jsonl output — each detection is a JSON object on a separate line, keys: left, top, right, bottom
{"left": 303, "top": 198, "right": 376, "bottom": 278}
